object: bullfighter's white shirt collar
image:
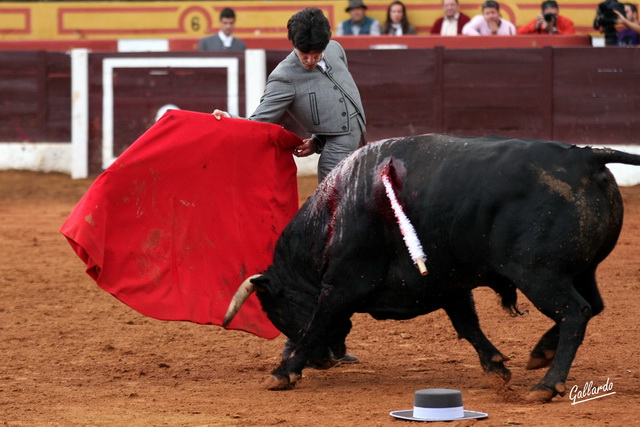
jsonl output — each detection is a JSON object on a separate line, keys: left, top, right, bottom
{"left": 317, "top": 54, "right": 327, "bottom": 72}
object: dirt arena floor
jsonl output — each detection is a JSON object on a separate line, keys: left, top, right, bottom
{"left": 1, "top": 170, "right": 639, "bottom": 426}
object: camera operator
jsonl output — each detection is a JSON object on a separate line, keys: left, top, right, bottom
{"left": 614, "top": 3, "right": 640, "bottom": 45}
{"left": 518, "top": 1, "right": 576, "bottom": 34}
{"left": 594, "top": 0, "right": 627, "bottom": 45}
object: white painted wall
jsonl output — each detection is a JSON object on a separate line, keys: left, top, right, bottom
{"left": 293, "top": 154, "right": 319, "bottom": 177}
{"left": 591, "top": 145, "right": 640, "bottom": 187}
{"left": 3, "top": 142, "right": 640, "bottom": 186}
{"left": 0, "top": 142, "right": 72, "bottom": 174}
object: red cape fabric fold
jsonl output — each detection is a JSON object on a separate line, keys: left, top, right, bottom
{"left": 60, "top": 110, "right": 302, "bottom": 339}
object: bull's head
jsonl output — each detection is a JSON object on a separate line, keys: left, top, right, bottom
{"left": 223, "top": 274, "right": 304, "bottom": 341}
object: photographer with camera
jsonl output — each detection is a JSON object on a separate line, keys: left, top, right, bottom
{"left": 614, "top": 3, "right": 640, "bottom": 45}
{"left": 517, "top": 1, "right": 575, "bottom": 34}
{"left": 594, "top": 0, "right": 627, "bottom": 45}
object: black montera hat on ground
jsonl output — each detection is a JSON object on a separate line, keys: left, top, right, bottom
{"left": 390, "top": 388, "right": 488, "bottom": 422}
{"left": 346, "top": 0, "right": 368, "bottom": 12}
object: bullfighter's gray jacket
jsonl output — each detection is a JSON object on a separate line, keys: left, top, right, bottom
{"left": 246, "top": 40, "right": 366, "bottom": 137}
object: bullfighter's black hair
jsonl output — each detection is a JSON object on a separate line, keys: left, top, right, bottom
{"left": 287, "top": 8, "right": 332, "bottom": 53}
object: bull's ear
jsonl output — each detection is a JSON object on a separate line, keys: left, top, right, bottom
{"left": 250, "top": 275, "right": 270, "bottom": 293}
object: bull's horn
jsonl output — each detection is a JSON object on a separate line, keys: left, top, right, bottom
{"left": 223, "top": 274, "right": 261, "bottom": 327}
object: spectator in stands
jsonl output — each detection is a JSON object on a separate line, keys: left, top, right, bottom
{"left": 462, "top": 1, "right": 516, "bottom": 35}
{"left": 517, "top": 1, "right": 575, "bottom": 35}
{"left": 382, "top": 1, "right": 417, "bottom": 35}
{"left": 614, "top": 3, "right": 640, "bottom": 45}
{"left": 430, "top": 0, "right": 471, "bottom": 36}
{"left": 337, "top": 0, "right": 381, "bottom": 35}
{"left": 198, "top": 7, "right": 246, "bottom": 51}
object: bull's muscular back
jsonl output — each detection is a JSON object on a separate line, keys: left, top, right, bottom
{"left": 380, "top": 135, "right": 624, "bottom": 283}
{"left": 268, "top": 134, "right": 625, "bottom": 308}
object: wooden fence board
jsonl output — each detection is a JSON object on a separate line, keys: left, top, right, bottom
{"left": 1, "top": 47, "right": 638, "bottom": 174}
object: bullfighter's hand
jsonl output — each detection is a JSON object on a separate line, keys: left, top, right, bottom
{"left": 294, "top": 138, "right": 318, "bottom": 157}
{"left": 212, "top": 109, "right": 230, "bottom": 120}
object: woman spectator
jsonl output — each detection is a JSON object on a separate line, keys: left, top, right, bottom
{"left": 382, "top": 1, "right": 417, "bottom": 35}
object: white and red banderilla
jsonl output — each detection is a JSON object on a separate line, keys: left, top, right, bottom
{"left": 381, "top": 164, "right": 428, "bottom": 276}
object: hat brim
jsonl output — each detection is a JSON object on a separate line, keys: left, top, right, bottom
{"left": 389, "top": 410, "right": 488, "bottom": 422}
{"left": 346, "top": 5, "right": 367, "bottom": 12}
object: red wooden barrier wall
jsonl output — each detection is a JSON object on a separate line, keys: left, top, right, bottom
{"left": 0, "top": 51, "right": 70, "bottom": 142}
{"left": 1, "top": 46, "right": 637, "bottom": 175}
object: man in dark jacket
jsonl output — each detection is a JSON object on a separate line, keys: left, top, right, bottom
{"left": 430, "top": 0, "right": 471, "bottom": 35}
{"left": 336, "top": 0, "right": 381, "bottom": 35}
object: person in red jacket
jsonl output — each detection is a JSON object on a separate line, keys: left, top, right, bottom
{"left": 517, "top": 0, "right": 576, "bottom": 34}
{"left": 430, "top": 0, "right": 471, "bottom": 35}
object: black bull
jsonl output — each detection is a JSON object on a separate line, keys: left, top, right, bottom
{"left": 224, "top": 134, "right": 640, "bottom": 402}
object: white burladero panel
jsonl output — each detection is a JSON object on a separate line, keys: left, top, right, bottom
{"left": 71, "top": 48, "right": 89, "bottom": 179}
{"left": 101, "top": 56, "right": 239, "bottom": 169}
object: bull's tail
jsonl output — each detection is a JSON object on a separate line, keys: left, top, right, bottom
{"left": 380, "top": 159, "right": 428, "bottom": 276}
{"left": 588, "top": 147, "right": 640, "bottom": 166}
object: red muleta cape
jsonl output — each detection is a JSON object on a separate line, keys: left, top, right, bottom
{"left": 60, "top": 110, "right": 302, "bottom": 339}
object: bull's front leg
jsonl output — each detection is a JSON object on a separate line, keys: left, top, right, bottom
{"left": 280, "top": 337, "right": 339, "bottom": 369}
{"left": 266, "top": 341, "right": 321, "bottom": 390}
{"left": 442, "top": 291, "right": 512, "bottom": 382}
{"left": 266, "top": 282, "right": 352, "bottom": 390}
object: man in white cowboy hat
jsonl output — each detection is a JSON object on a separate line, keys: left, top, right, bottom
{"left": 337, "top": 0, "right": 381, "bottom": 35}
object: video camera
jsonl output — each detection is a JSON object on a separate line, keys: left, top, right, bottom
{"left": 594, "top": 0, "right": 625, "bottom": 45}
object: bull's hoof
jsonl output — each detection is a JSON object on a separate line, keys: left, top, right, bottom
{"left": 499, "top": 370, "right": 513, "bottom": 383}
{"left": 306, "top": 358, "right": 338, "bottom": 370}
{"left": 492, "top": 353, "right": 510, "bottom": 363}
{"left": 289, "top": 372, "right": 301, "bottom": 385}
{"left": 265, "top": 375, "right": 295, "bottom": 390}
{"left": 554, "top": 382, "right": 566, "bottom": 396}
{"left": 526, "top": 357, "right": 551, "bottom": 370}
{"left": 481, "top": 352, "right": 512, "bottom": 382}
{"left": 483, "top": 370, "right": 512, "bottom": 389}
{"left": 526, "top": 350, "right": 555, "bottom": 370}
{"left": 525, "top": 388, "right": 554, "bottom": 403}
{"left": 525, "top": 382, "right": 565, "bottom": 402}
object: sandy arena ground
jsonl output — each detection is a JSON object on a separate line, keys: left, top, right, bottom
{"left": 0, "top": 170, "right": 638, "bottom": 426}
